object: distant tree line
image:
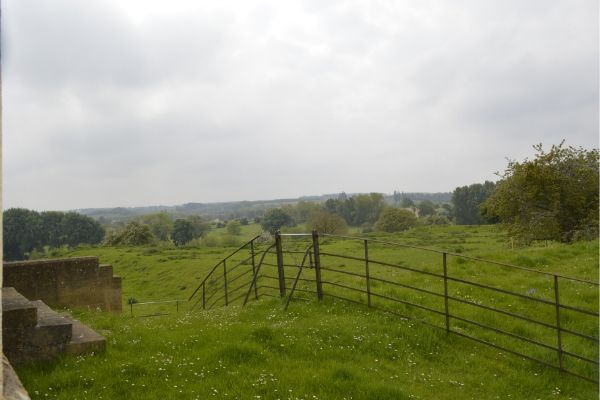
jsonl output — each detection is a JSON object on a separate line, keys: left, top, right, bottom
{"left": 5, "top": 143, "right": 595, "bottom": 254}
{"left": 105, "top": 213, "right": 211, "bottom": 247}
{"left": 260, "top": 192, "right": 453, "bottom": 235}
{"left": 3, "top": 208, "right": 105, "bottom": 261}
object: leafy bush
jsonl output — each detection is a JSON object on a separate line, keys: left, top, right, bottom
{"left": 423, "top": 215, "right": 452, "bottom": 225}
{"left": 105, "top": 222, "right": 155, "bottom": 246}
{"left": 221, "top": 234, "right": 241, "bottom": 247}
{"left": 226, "top": 220, "right": 242, "bottom": 235}
{"left": 260, "top": 208, "right": 295, "bottom": 234}
{"left": 376, "top": 207, "right": 418, "bottom": 232}
{"left": 307, "top": 211, "right": 348, "bottom": 234}
{"left": 481, "top": 142, "right": 599, "bottom": 243}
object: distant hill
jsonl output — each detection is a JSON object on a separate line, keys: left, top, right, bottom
{"left": 76, "top": 192, "right": 451, "bottom": 222}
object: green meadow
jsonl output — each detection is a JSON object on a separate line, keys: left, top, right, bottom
{"left": 16, "top": 225, "right": 599, "bottom": 399}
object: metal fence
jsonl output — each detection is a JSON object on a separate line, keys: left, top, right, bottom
{"left": 188, "top": 231, "right": 599, "bottom": 384}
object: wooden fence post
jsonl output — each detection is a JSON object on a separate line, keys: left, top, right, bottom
{"left": 202, "top": 282, "right": 206, "bottom": 310}
{"left": 275, "top": 231, "right": 286, "bottom": 297}
{"left": 312, "top": 230, "right": 323, "bottom": 301}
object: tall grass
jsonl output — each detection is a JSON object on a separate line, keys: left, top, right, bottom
{"left": 16, "top": 225, "right": 599, "bottom": 399}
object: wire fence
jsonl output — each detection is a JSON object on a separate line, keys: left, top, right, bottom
{"left": 187, "top": 231, "right": 599, "bottom": 384}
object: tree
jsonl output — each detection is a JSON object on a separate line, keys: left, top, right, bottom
{"left": 172, "top": 219, "right": 195, "bottom": 246}
{"left": 417, "top": 200, "right": 436, "bottom": 217}
{"left": 40, "top": 211, "right": 66, "bottom": 248}
{"left": 295, "top": 201, "right": 321, "bottom": 223}
{"left": 307, "top": 211, "right": 348, "bottom": 234}
{"left": 60, "top": 212, "right": 105, "bottom": 247}
{"left": 353, "top": 193, "right": 385, "bottom": 225}
{"left": 105, "top": 221, "right": 154, "bottom": 246}
{"left": 188, "top": 215, "right": 211, "bottom": 238}
{"left": 4, "top": 208, "right": 105, "bottom": 260}
{"left": 260, "top": 208, "right": 295, "bottom": 234}
{"left": 226, "top": 220, "right": 242, "bottom": 235}
{"left": 141, "top": 212, "right": 173, "bottom": 241}
{"left": 376, "top": 207, "right": 418, "bottom": 232}
{"left": 3, "top": 208, "right": 43, "bottom": 260}
{"left": 452, "top": 181, "right": 496, "bottom": 225}
{"left": 481, "top": 142, "right": 599, "bottom": 243}
{"left": 400, "top": 197, "right": 415, "bottom": 208}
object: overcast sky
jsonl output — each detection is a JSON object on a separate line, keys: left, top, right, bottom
{"left": 3, "top": 0, "right": 598, "bottom": 210}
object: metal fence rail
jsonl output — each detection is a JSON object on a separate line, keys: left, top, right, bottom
{"left": 185, "top": 231, "right": 598, "bottom": 384}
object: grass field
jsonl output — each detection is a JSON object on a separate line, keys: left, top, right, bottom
{"left": 16, "top": 225, "right": 599, "bottom": 399}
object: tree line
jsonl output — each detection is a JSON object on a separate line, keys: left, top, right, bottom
{"left": 4, "top": 142, "right": 597, "bottom": 258}
{"left": 3, "top": 209, "right": 105, "bottom": 261}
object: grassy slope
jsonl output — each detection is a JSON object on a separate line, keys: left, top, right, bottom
{"left": 16, "top": 225, "right": 599, "bottom": 399}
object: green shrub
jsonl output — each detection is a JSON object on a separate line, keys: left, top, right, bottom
{"left": 376, "top": 207, "right": 418, "bottom": 232}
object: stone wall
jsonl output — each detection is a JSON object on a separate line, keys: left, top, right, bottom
{"left": 3, "top": 257, "right": 122, "bottom": 312}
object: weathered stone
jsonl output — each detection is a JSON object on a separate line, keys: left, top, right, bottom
{"left": 3, "top": 354, "right": 31, "bottom": 400}
{"left": 3, "top": 257, "right": 122, "bottom": 312}
{"left": 2, "top": 288, "right": 107, "bottom": 366}
{"left": 65, "top": 319, "right": 106, "bottom": 355}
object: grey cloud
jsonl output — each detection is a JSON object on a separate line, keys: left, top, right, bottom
{"left": 3, "top": 0, "right": 598, "bottom": 210}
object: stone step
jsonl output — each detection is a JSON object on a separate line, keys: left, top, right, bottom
{"left": 21, "top": 301, "right": 73, "bottom": 362}
{"left": 33, "top": 300, "right": 106, "bottom": 356}
{"left": 30, "top": 300, "right": 73, "bottom": 343}
{"left": 2, "top": 287, "right": 38, "bottom": 330}
{"left": 3, "top": 287, "right": 106, "bottom": 364}
{"left": 65, "top": 319, "right": 106, "bottom": 355}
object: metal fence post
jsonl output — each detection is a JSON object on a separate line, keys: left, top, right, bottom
{"left": 443, "top": 252, "right": 450, "bottom": 332}
{"left": 223, "top": 260, "right": 229, "bottom": 306}
{"left": 554, "top": 275, "right": 563, "bottom": 371}
{"left": 275, "top": 231, "right": 286, "bottom": 297}
{"left": 312, "top": 230, "right": 323, "bottom": 301}
{"left": 202, "top": 282, "right": 206, "bottom": 309}
{"left": 250, "top": 239, "right": 259, "bottom": 300}
{"left": 364, "top": 239, "right": 371, "bottom": 307}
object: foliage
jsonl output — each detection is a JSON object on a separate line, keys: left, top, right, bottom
{"left": 105, "top": 221, "right": 155, "bottom": 246}
{"left": 226, "top": 220, "right": 242, "bottom": 235}
{"left": 187, "top": 215, "right": 211, "bottom": 238}
{"left": 3, "top": 208, "right": 104, "bottom": 261}
{"left": 417, "top": 200, "right": 436, "bottom": 217}
{"left": 140, "top": 212, "right": 173, "bottom": 241}
{"left": 376, "top": 207, "right": 418, "bottom": 232}
{"left": 294, "top": 201, "right": 322, "bottom": 222}
{"left": 481, "top": 143, "right": 599, "bottom": 243}
{"left": 324, "top": 193, "right": 385, "bottom": 226}
{"left": 307, "top": 211, "right": 348, "bottom": 234}
{"left": 260, "top": 208, "right": 295, "bottom": 234}
{"left": 3, "top": 208, "right": 44, "bottom": 260}
{"left": 172, "top": 219, "right": 195, "bottom": 246}
{"left": 423, "top": 214, "right": 452, "bottom": 225}
{"left": 452, "top": 181, "right": 497, "bottom": 225}
{"left": 59, "top": 212, "right": 105, "bottom": 247}
{"left": 400, "top": 197, "right": 415, "bottom": 208}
